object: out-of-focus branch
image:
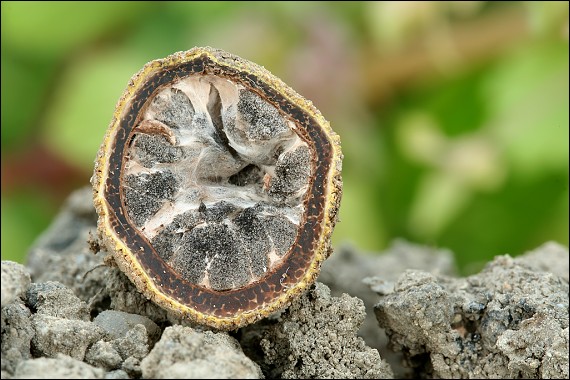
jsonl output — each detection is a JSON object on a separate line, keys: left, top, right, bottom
{"left": 362, "top": 6, "right": 531, "bottom": 106}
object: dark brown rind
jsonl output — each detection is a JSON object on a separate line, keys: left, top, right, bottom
{"left": 92, "top": 47, "right": 342, "bottom": 330}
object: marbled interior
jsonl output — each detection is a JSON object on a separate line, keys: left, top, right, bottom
{"left": 122, "top": 75, "right": 312, "bottom": 291}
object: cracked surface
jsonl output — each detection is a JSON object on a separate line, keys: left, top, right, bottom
{"left": 372, "top": 254, "right": 569, "bottom": 378}
{"left": 122, "top": 75, "right": 311, "bottom": 291}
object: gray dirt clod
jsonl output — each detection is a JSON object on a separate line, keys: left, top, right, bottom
{"left": 121, "top": 356, "right": 142, "bottom": 379}
{"left": 12, "top": 353, "right": 105, "bottom": 379}
{"left": 104, "top": 369, "right": 130, "bottom": 379}
{"left": 1, "top": 301, "right": 34, "bottom": 374}
{"left": 1, "top": 261, "right": 31, "bottom": 306}
{"left": 26, "top": 281, "right": 90, "bottom": 321}
{"left": 515, "top": 241, "right": 569, "bottom": 282}
{"left": 318, "top": 239, "right": 456, "bottom": 376}
{"left": 93, "top": 310, "right": 161, "bottom": 343}
{"left": 112, "top": 324, "right": 149, "bottom": 361}
{"left": 373, "top": 250, "right": 569, "bottom": 379}
{"left": 85, "top": 341, "right": 123, "bottom": 371}
{"left": 240, "top": 282, "right": 393, "bottom": 379}
{"left": 82, "top": 317, "right": 154, "bottom": 374}
{"left": 140, "top": 325, "right": 263, "bottom": 379}
{"left": 31, "top": 314, "right": 104, "bottom": 361}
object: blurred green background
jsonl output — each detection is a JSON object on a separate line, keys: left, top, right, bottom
{"left": 1, "top": 1, "right": 568, "bottom": 274}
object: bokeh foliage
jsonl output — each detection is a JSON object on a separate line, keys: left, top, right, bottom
{"left": 1, "top": 1, "right": 568, "bottom": 273}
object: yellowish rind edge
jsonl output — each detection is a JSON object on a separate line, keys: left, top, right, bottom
{"left": 92, "top": 46, "right": 343, "bottom": 330}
